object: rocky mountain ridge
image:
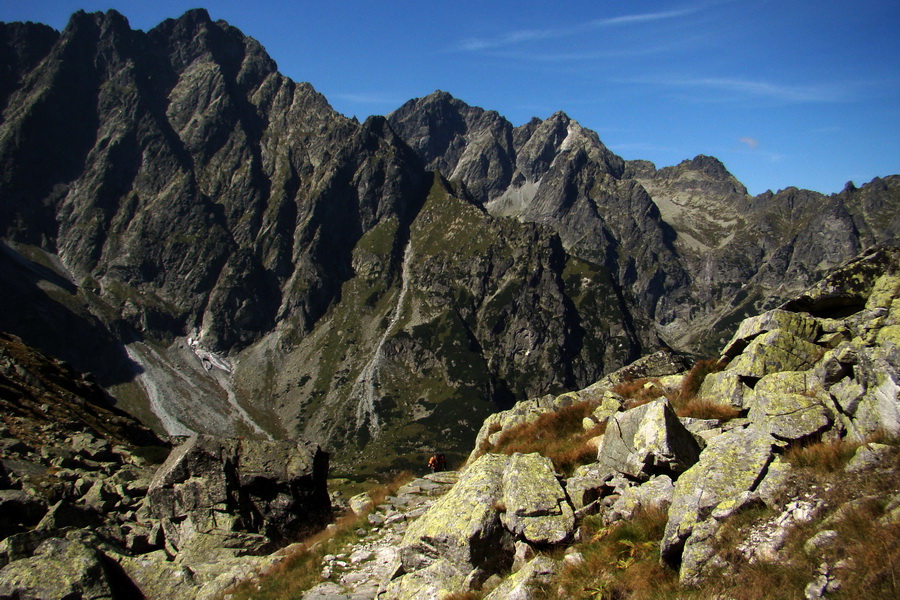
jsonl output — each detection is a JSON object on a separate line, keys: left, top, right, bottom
{"left": 0, "top": 8, "right": 898, "bottom": 473}
{"left": 0, "top": 249, "right": 897, "bottom": 598}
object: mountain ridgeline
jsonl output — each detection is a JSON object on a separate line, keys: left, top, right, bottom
{"left": 1, "top": 9, "right": 897, "bottom": 472}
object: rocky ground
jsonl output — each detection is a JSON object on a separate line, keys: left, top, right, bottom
{"left": 298, "top": 472, "right": 459, "bottom": 600}
{"left": 359, "top": 245, "right": 900, "bottom": 599}
{"left": 0, "top": 331, "right": 333, "bottom": 600}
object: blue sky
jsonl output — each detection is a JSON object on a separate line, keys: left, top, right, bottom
{"left": 2, "top": 0, "right": 898, "bottom": 196}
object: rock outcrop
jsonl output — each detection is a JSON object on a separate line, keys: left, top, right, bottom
{"left": 0, "top": 331, "right": 331, "bottom": 600}
{"left": 369, "top": 245, "right": 900, "bottom": 598}
{"left": 147, "top": 434, "right": 331, "bottom": 554}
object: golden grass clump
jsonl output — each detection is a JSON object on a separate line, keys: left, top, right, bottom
{"left": 611, "top": 378, "right": 666, "bottom": 409}
{"left": 489, "top": 401, "right": 605, "bottom": 475}
{"left": 674, "top": 398, "right": 741, "bottom": 421}
{"left": 679, "top": 358, "right": 723, "bottom": 400}
{"left": 784, "top": 438, "right": 862, "bottom": 474}
{"left": 536, "top": 504, "right": 678, "bottom": 600}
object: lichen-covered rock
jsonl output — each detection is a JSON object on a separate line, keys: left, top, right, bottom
{"left": 726, "top": 329, "right": 823, "bottom": 378}
{"left": 847, "top": 344, "right": 900, "bottom": 437}
{"left": 565, "top": 463, "right": 613, "bottom": 512}
{"left": 845, "top": 443, "right": 895, "bottom": 472}
{"left": 661, "top": 427, "right": 776, "bottom": 571}
{"left": 483, "top": 555, "right": 558, "bottom": 600}
{"left": 721, "top": 309, "right": 820, "bottom": 359}
{"left": 747, "top": 372, "right": 834, "bottom": 441}
{"left": 0, "top": 537, "right": 114, "bottom": 600}
{"left": 698, "top": 370, "right": 751, "bottom": 409}
{"left": 500, "top": 453, "right": 575, "bottom": 544}
{"left": 379, "top": 558, "right": 469, "bottom": 600}
{"left": 600, "top": 350, "right": 692, "bottom": 386}
{"left": 591, "top": 391, "right": 625, "bottom": 423}
{"left": 398, "top": 453, "right": 511, "bottom": 574}
{"left": 605, "top": 474, "right": 674, "bottom": 524}
{"left": 597, "top": 399, "right": 701, "bottom": 479}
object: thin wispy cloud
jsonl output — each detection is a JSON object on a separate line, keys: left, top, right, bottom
{"left": 630, "top": 76, "right": 856, "bottom": 104}
{"left": 454, "top": 7, "right": 696, "bottom": 52}
{"left": 739, "top": 137, "right": 759, "bottom": 149}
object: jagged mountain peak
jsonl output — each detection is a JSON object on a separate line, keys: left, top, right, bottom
{"left": 0, "top": 8, "right": 897, "bottom": 478}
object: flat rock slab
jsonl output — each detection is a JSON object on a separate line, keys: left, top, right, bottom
{"left": 501, "top": 453, "right": 574, "bottom": 545}
{"left": 726, "top": 329, "right": 823, "bottom": 379}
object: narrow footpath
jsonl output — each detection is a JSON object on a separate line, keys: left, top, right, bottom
{"left": 301, "top": 471, "right": 459, "bottom": 600}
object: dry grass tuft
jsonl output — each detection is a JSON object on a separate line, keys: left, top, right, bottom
{"left": 675, "top": 398, "right": 741, "bottom": 421}
{"left": 489, "top": 401, "right": 604, "bottom": 475}
{"left": 538, "top": 504, "right": 677, "bottom": 599}
{"left": 784, "top": 438, "right": 862, "bottom": 474}
{"left": 612, "top": 378, "right": 666, "bottom": 409}
{"left": 679, "top": 358, "right": 722, "bottom": 400}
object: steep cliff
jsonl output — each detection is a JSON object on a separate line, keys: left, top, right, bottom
{"left": 0, "top": 10, "right": 649, "bottom": 472}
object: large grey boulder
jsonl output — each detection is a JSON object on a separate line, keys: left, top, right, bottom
{"left": 0, "top": 537, "right": 114, "bottom": 600}
{"left": 597, "top": 399, "right": 701, "bottom": 480}
{"left": 565, "top": 463, "right": 613, "bottom": 512}
{"left": 378, "top": 559, "right": 468, "bottom": 600}
{"left": 726, "top": 329, "right": 823, "bottom": 379}
{"left": 605, "top": 474, "right": 675, "bottom": 524}
{"left": 397, "top": 453, "right": 511, "bottom": 574}
{"left": 661, "top": 427, "right": 776, "bottom": 577}
{"left": 698, "top": 370, "right": 751, "bottom": 409}
{"left": 747, "top": 371, "right": 834, "bottom": 441}
{"left": 721, "top": 309, "right": 820, "bottom": 359}
{"left": 500, "top": 453, "right": 574, "bottom": 545}
{"left": 146, "top": 435, "right": 331, "bottom": 554}
{"left": 847, "top": 343, "right": 900, "bottom": 438}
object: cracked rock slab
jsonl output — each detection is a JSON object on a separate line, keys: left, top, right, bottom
{"left": 661, "top": 427, "right": 775, "bottom": 571}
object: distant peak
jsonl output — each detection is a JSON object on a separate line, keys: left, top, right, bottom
{"left": 685, "top": 154, "right": 731, "bottom": 180}
{"left": 546, "top": 110, "right": 571, "bottom": 124}
{"left": 178, "top": 8, "right": 212, "bottom": 25}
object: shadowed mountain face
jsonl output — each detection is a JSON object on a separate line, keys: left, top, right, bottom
{"left": 1, "top": 9, "right": 897, "bottom": 472}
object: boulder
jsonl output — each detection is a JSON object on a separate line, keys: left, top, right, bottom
{"left": 747, "top": 372, "right": 834, "bottom": 441}
{"left": 0, "top": 489, "right": 47, "bottom": 537}
{"left": 661, "top": 427, "right": 776, "bottom": 572}
{"left": 590, "top": 391, "right": 625, "bottom": 422}
{"left": 845, "top": 443, "right": 895, "bottom": 472}
{"left": 379, "top": 558, "right": 468, "bottom": 600}
{"left": 500, "top": 453, "right": 575, "bottom": 544}
{"left": 721, "top": 309, "right": 820, "bottom": 359}
{"left": 0, "top": 537, "right": 114, "bottom": 600}
{"left": 349, "top": 491, "right": 373, "bottom": 515}
{"left": 600, "top": 350, "right": 691, "bottom": 386}
{"left": 847, "top": 344, "right": 900, "bottom": 437}
{"left": 726, "top": 329, "right": 823, "bottom": 379}
{"left": 565, "top": 463, "right": 613, "bottom": 512}
{"left": 483, "top": 555, "right": 558, "bottom": 600}
{"left": 398, "top": 453, "right": 511, "bottom": 573}
{"left": 147, "top": 435, "right": 331, "bottom": 554}
{"left": 597, "top": 399, "right": 701, "bottom": 480}
{"left": 698, "top": 370, "right": 750, "bottom": 409}
{"left": 605, "top": 474, "right": 674, "bottom": 524}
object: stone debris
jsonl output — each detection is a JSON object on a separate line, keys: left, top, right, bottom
{"left": 308, "top": 471, "right": 459, "bottom": 600}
